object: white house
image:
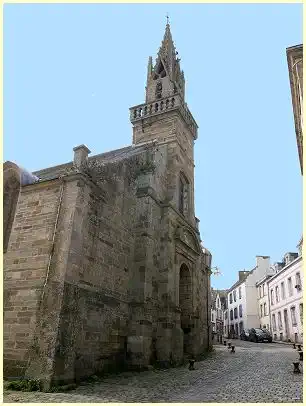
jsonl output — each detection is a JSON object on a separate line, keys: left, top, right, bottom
{"left": 211, "top": 289, "right": 227, "bottom": 339}
{"left": 226, "top": 256, "right": 271, "bottom": 338}
{"left": 256, "top": 270, "right": 276, "bottom": 332}
{"left": 268, "top": 252, "right": 303, "bottom": 343}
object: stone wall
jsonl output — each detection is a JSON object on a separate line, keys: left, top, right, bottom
{"left": 51, "top": 160, "right": 139, "bottom": 383}
{"left": 4, "top": 138, "right": 211, "bottom": 385}
{"left": 4, "top": 180, "right": 61, "bottom": 378}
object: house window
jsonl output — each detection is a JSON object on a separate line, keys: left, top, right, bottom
{"left": 281, "top": 282, "right": 285, "bottom": 300}
{"left": 295, "top": 272, "right": 302, "bottom": 291}
{"left": 272, "top": 314, "right": 276, "bottom": 331}
{"left": 239, "top": 304, "right": 242, "bottom": 318}
{"left": 290, "top": 306, "right": 297, "bottom": 326}
{"left": 264, "top": 302, "right": 267, "bottom": 316}
{"left": 299, "top": 303, "right": 303, "bottom": 325}
{"left": 263, "top": 283, "right": 266, "bottom": 296}
{"left": 270, "top": 289, "right": 274, "bottom": 305}
{"left": 233, "top": 290, "right": 237, "bottom": 302}
{"left": 234, "top": 307, "right": 238, "bottom": 319}
{"left": 225, "top": 311, "right": 228, "bottom": 320}
{"left": 275, "top": 286, "right": 280, "bottom": 303}
{"left": 230, "top": 310, "right": 233, "bottom": 320}
{"left": 278, "top": 312, "right": 283, "bottom": 330}
{"left": 260, "top": 304, "right": 263, "bottom": 317}
{"left": 179, "top": 174, "right": 189, "bottom": 216}
{"left": 229, "top": 293, "right": 233, "bottom": 304}
{"left": 288, "top": 278, "right": 293, "bottom": 296}
{"left": 239, "top": 287, "right": 242, "bottom": 299}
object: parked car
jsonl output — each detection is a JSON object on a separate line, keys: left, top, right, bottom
{"left": 249, "top": 328, "right": 272, "bottom": 343}
{"left": 240, "top": 329, "right": 250, "bottom": 341}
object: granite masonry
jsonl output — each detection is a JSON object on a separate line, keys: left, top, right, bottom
{"left": 3, "top": 23, "right": 212, "bottom": 388}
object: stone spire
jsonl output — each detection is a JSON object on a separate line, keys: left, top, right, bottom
{"left": 130, "top": 20, "right": 198, "bottom": 142}
{"left": 157, "top": 22, "right": 176, "bottom": 74}
{"left": 145, "top": 22, "right": 185, "bottom": 103}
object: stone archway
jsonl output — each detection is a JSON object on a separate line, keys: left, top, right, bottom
{"left": 3, "top": 162, "right": 21, "bottom": 252}
{"left": 179, "top": 263, "right": 192, "bottom": 354}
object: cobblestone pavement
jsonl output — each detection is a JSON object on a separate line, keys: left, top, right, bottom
{"left": 3, "top": 340, "right": 303, "bottom": 403}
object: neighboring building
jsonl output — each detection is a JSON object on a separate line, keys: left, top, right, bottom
{"left": 3, "top": 23, "right": 212, "bottom": 387}
{"left": 256, "top": 270, "right": 276, "bottom": 332}
{"left": 285, "top": 44, "right": 303, "bottom": 344}
{"left": 226, "top": 256, "right": 270, "bottom": 338}
{"left": 223, "top": 303, "right": 228, "bottom": 338}
{"left": 211, "top": 289, "right": 226, "bottom": 338}
{"left": 268, "top": 252, "right": 303, "bottom": 343}
{"left": 287, "top": 44, "right": 303, "bottom": 174}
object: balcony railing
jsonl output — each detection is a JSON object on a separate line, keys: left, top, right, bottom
{"left": 129, "top": 94, "right": 198, "bottom": 139}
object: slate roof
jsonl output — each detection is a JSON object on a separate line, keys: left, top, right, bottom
{"left": 33, "top": 144, "right": 146, "bottom": 181}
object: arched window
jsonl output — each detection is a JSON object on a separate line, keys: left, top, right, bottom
{"left": 155, "top": 82, "right": 162, "bottom": 99}
{"left": 3, "top": 162, "right": 21, "bottom": 252}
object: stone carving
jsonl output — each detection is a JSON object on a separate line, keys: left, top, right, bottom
{"left": 175, "top": 226, "right": 201, "bottom": 254}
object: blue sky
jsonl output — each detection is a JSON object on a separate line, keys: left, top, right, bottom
{"left": 4, "top": 3, "right": 303, "bottom": 290}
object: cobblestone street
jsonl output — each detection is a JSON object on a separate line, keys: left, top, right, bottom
{"left": 4, "top": 340, "right": 303, "bottom": 403}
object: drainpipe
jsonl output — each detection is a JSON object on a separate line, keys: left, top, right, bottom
{"left": 267, "top": 283, "right": 272, "bottom": 335}
{"left": 40, "top": 176, "right": 65, "bottom": 305}
{"left": 27, "top": 176, "right": 65, "bottom": 374}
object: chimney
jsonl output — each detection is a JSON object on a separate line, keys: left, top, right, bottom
{"left": 73, "top": 144, "right": 91, "bottom": 168}
{"left": 239, "top": 271, "right": 249, "bottom": 281}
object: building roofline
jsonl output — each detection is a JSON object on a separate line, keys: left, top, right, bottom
{"left": 286, "top": 44, "right": 303, "bottom": 53}
{"left": 255, "top": 273, "right": 275, "bottom": 287}
{"left": 267, "top": 255, "right": 302, "bottom": 283}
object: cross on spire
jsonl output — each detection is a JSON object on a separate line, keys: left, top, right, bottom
{"left": 166, "top": 13, "right": 169, "bottom": 25}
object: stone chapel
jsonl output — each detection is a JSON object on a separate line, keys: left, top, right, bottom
{"left": 4, "top": 23, "right": 212, "bottom": 387}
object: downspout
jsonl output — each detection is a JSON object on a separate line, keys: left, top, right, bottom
{"left": 26, "top": 176, "right": 65, "bottom": 374}
{"left": 40, "top": 176, "right": 65, "bottom": 305}
{"left": 267, "top": 281, "right": 272, "bottom": 335}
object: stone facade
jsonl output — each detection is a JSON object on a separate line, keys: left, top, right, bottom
{"left": 268, "top": 253, "right": 303, "bottom": 343}
{"left": 287, "top": 44, "right": 303, "bottom": 174}
{"left": 4, "top": 23, "right": 212, "bottom": 388}
{"left": 225, "top": 256, "right": 271, "bottom": 338}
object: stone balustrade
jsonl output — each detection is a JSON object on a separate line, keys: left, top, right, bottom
{"left": 130, "top": 94, "right": 198, "bottom": 139}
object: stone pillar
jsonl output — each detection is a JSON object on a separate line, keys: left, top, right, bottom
{"left": 155, "top": 213, "right": 184, "bottom": 367}
{"left": 127, "top": 171, "right": 155, "bottom": 370}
